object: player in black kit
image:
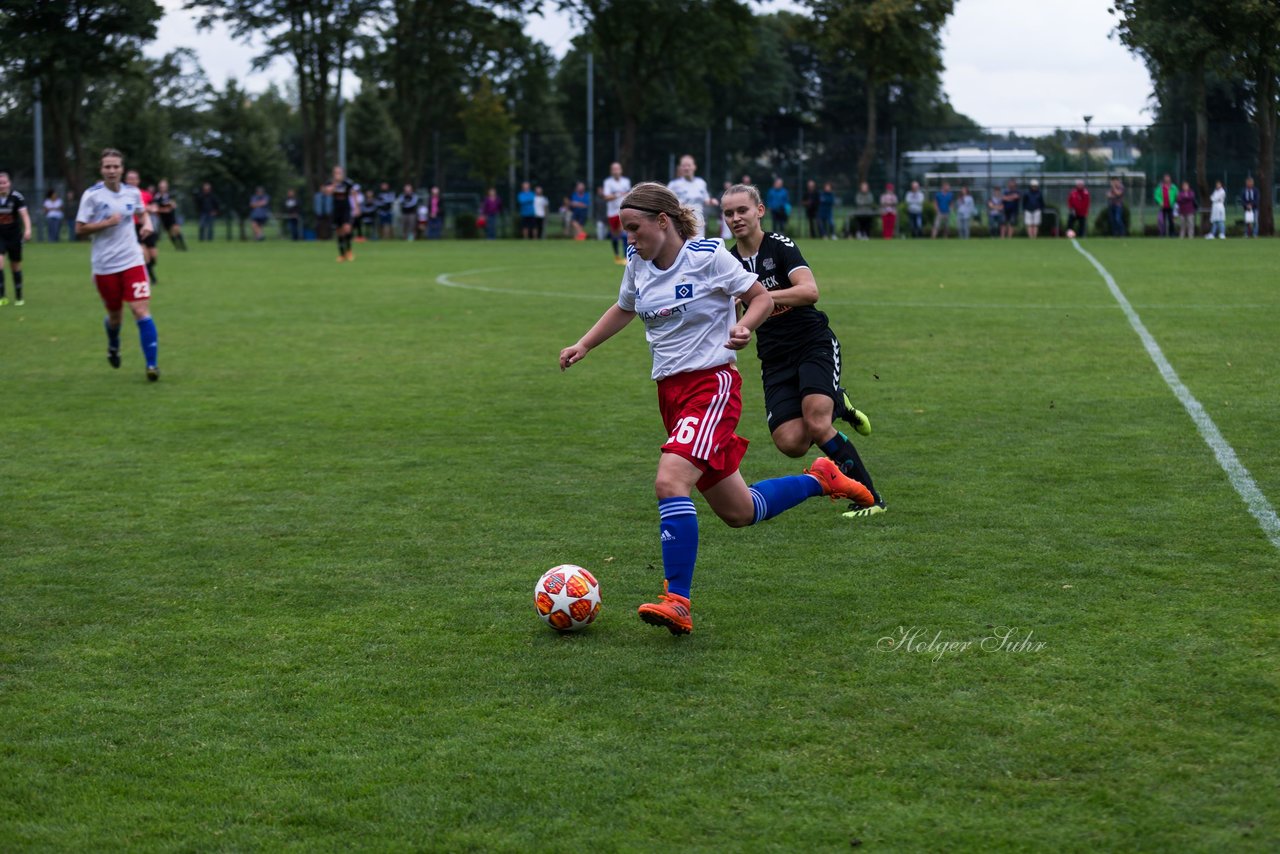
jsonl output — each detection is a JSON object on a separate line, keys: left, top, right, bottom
{"left": 324, "top": 164, "right": 361, "bottom": 262}
{"left": 150, "top": 179, "right": 188, "bottom": 250}
{"left": 723, "top": 183, "right": 885, "bottom": 518}
{"left": 0, "top": 171, "right": 33, "bottom": 306}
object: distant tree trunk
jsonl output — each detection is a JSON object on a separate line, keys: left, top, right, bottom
{"left": 1193, "top": 67, "right": 1210, "bottom": 228}
{"left": 856, "top": 74, "right": 878, "bottom": 185}
{"left": 1255, "top": 71, "right": 1276, "bottom": 236}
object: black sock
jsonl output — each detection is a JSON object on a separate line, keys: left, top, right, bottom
{"left": 822, "top": 432, "right": 880, "bottom": 503}
{"left": 13, "top": 270, "right": 21, "bottom": 301}
{"left": 174, "top": 233, "right": 187, "bottom": 251}
{"left": 146, "top": 260, "right": 157, "bottom": 282}
{"left": 0, "top": 268, "right": 5, "bottom": 298}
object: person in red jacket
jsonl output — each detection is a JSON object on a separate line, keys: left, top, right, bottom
{"left": 1067, "top": 179, "right": 1090, "bottom": 237}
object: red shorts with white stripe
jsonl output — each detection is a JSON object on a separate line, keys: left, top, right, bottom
{"left": 657, "top": 363, "right": 750, "bottom": 493}
{"left": 94, "top": 266, "right": 151, "bottom": 311}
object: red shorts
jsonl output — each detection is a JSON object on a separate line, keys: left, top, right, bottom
{"left": 95, "top": 266, "right": 151, "bottom": 310}
{"left": 657, "top": 363, "right": 749, "bottom": 492}
{"left": 608, "top": 215, "right": 622, "bottom": 234}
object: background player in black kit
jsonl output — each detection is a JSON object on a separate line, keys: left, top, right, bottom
{"left": 0, "top": 171, "right": 33, "bottom": 306}
{"left": 324, "top": 164, "right": 360, "bottom": 261}
{"left": 723, "top": 183, "right": 885, "bottom": 518}
{"left": 150, "top": 179, "right": 187, "bottom": 251}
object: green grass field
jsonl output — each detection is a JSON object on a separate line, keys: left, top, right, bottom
{"left": 3, "top": 234, "right": 1278, "bottom": 850}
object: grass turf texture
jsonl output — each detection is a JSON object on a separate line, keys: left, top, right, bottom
{"left": 2, "top": 236, "right": 1278, "bottom": 850}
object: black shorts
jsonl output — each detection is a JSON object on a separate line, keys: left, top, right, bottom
{"left": 135, "top": 224, "right": 158, "bottom": 248}
{"left": 521, "top": 215, "right": 538, "bottom": 232}
{"left": 333, "top": 208, "right": 351, "bottom": 227}
{"left": 0, "top": 232, "right": 22, "bottom": 263}
{"left": 760, "top": 334, "right": 843, "bottom": 432}
{"left": 159, "top": 213, "right": 177, "bottom": 230}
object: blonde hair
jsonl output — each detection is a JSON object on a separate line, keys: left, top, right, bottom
{"left": 100, "top": 147, "right": 124, "bottom": 163}
{"left": 620, "top": 182, "right": 700, "bottom": 240}
{"left": 721, "top": 183, "right": 762, "bottom": 207}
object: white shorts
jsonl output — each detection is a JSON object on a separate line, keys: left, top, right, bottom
{"left": 1024, "top": 210, "right": 1042, "bottom": 227}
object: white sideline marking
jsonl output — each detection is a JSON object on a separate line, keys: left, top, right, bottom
{"left": 1072, "top": 239, "right": 1280, "bottom": 549}
{"left": 435, "top": 268, "right": 603, "bottom": 301}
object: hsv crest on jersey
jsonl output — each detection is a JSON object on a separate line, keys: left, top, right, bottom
{"left": 675, "top": 283, "right": 693, "bottom": 300}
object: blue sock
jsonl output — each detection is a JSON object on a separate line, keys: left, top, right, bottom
{"left": 658, "top": 496, "right": 698, "bottom": 599}
{"left": 104, "top": 317, "right": 121, "bottom": 350}
{"left": 748, "top": 475, "right": 824, "bottom": 524}
{"left": 137, "top": 316, "right": 158, "bottom": 368}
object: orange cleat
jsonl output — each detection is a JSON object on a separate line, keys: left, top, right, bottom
{"left": 346, "top": 251, "right": 356, "bottom": 262}
{"left": 638, "top": 589, "right": 693, "bottom": 635}
{"left": 805, "top": 457, "right": 876, "bottom": 508}
{"left": 336, "top": 254, "right": 346, "bottom": 263}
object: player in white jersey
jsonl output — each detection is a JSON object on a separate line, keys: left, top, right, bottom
{"left": 599, "top": 161, "right": 632, "bottom": 265}
{"left": 558, "top": 183, "right": 875, "bottom": 635}
{"left": 75, "top": 148, "right": 160, "bottom": 381}
{"left": 667, "top": 154, "right": 717, "bottom": 237}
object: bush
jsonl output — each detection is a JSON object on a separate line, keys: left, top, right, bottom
{"left": 454, "top": 212, "right": 480, "bottom": 239}
{"left": 1092, "top": 205, "right": 1131, "bottom": 236}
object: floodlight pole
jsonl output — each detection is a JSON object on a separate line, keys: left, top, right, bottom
{"left": 34, "top": 80, "right": 45, "bottom": 241}
{"left": 1083, "top": 115, "right": 1093, "bottom": 187}
{"left": 586, "top": 52, "right": 594, "bottom": 224}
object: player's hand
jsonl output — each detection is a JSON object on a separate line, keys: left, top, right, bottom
{"left": 725, "top": 324, "right": 752, "bottom": 350}
{"left": 559, "top": 344, "right": 589, "bottom": 371}
{"left": 101, "top": 213, "right": 123, "bottom": 227}
{"left": 24, "top": 230, "right": 32, "bottom": 243}
{"left": 139, "top": 225, "right": 154, "bottom": 240}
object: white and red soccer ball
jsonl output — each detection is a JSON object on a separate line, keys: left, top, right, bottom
{"left": 1066, "top": 228, "right": 1077, "bottom": 239}
{"left": 534, "top": 565, "right": 601, "bottom": 631}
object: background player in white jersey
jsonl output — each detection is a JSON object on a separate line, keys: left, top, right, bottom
{"left": 599, "top": 161, "right": 632, "bottom": 264}
{"left": 723, "top": 183, "right": 884, "bottom": 519}
{"left": 0, "top": 171, "right": 32, "bottom": 306}
{"left": 558, "top": 183, "right": 875, "bottom": 635}
{"left": 667, "top": 154, "right": 717, "bottom": 237}
{"left": 76, "top": 148, "right": 160, "bottom": 381}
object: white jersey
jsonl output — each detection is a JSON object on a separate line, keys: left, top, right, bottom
{"left": 618, "top": 239, "right": 758, "bottom": 380}
{"left": 602, "top": 175, "right": 632, "bottom": 217}
{"left": 667, "top": 176, "right": 710, "bottom": 236}
{"left": 75, "top": 182, "right": 146, "bottom": 275}
{"left": 533, "top": 194, "right": 549, "bottom": 218}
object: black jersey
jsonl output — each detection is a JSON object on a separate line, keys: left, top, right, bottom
{"left": 332, "top": 179, "right": 355, "bottom": 209}
{"left": 729, "top": 232, "right": 832, "bottom": 364}
{"left": 0, "top": 190, "right": 27, "bottom": 234}
{"left": 398, "top": 192, "right": 419, "bottom": 214}
{"left": 152, "top": 191, "right": 175, "bottom": 213}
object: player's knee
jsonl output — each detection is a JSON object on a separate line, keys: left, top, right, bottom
{"left": 773, "top": 436, "right": 808, "bottom": 458}
{"left": 654, "top": 473, "right": 687, "bottom": 500}
{"left": 804, "top": 414, "right": 831, "bottom": 442}
{"left": 720, "top": 508, "right": 753, "bottom": 528}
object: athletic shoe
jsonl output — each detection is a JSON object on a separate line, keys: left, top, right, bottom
{"left": 805, "top": 457, "right": 876, "bottom": 507}
{"left": 346, "top": 251, "right": 356, "bottom": 262}
{"left": 146, "top": 366, "right": 160, "bottom": 382}
{"left": 0, "top": 298, "right": 8, "bottom": 306}
{"left": 638, "top": 590, "right": 693, "bottom": 635}
{"left": 108, "top": 349, "right": 121, "bottom": 369}
{"left": 838, "top": 388, "right": 872, "bottom": 436}
{"left": 614, "top": 256, "right": 627, "bottom": 265}
{"left": 336, "top": 254, "right": 346, "bottom": 263}
{"left": 842, "top": 501, "right": 887, "bottom": 519}
{"left": 14, "top": 300, "right": 23, "bottom": 306}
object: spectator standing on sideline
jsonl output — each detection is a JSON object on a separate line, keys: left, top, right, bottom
{"left": 956, "top": 187, "right": 976, "bottom": 239}
{"left": 314, "top": 180, "right": 333, "bottom": 241}
{"left": 766, "top": 177, "right": 791, "bottom": 235}
{"left": 1176, "top": 180, "right": 1197, "bottom": 238}
{"left": 1023, "top": 179, "right": 1044, "bottom": 239}
{"left": 42, "top": 188, "right": 64, "bottom": 242}
{"left": 905, "top": 181, "right": 925, "bottom": 237}
{"left": 1067, "top": 179, "right": 1090, "bottom": 237}
{"left": 195, "top": 182, "right": 220, "bottom": 241}
{"left": 1001, "top": 179, "right": 1020, "bottom": 239}
{"left": 517, "top": 181, "right": 536, "bottom": 239}
{"left": 1208, "top": 180, "right": 1227, "bottom": 239}
{"left": 852, "top": 181, "right": 874, "bottom": 240}
{"left": 569, "top": 181, "right": 590, "bottom": 240}
{"left": 377, "top": 182, "right": 396, "bottom": 239}
{"left": 481, "top": 187, "right": 501, "bottom": 239}
{"left": 398, "top": 184, "right": 419, "bottom": 240}
{"left": 1154, "top": 173, "right": 1176, "bottom": 237}
{"left": 931, "top": 181, "right": 953, "bottom": 238}
{"left": 879, "top": 182, "right": 898, "bottom": 240}
{"left": 987, "top": 187, "right": 1003, "bottom": 236}
{"left": 415, "top": 200, "right": 428, "bottom": 239}
{"left": 819, "top": 182, "right": 837, "bottom": 239}
{"left": 803, "top": 179, "right": 820, "bottom": 238}
{"left": 282, "top": 189, "right": 301, "bottom": 240}
{"left": 1240, "top": 177, "right": 1259, "bottom": 237}
{"left": 427, "top": 186, "right": 445, "bottom": 239}
{"left": 360, "top": 189, "right": 378, "bottom": 240}
{"left": 1107, "top": 178, "right": 1126, "bottom": 236}
{"left": 249, "top": 186, "right": 271, "bottom": 241}
{"left": 533, "top": 185, "right": 549, "bottom": 239}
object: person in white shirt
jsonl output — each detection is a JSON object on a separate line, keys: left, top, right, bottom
{"left": 557, "top": 182, "right": 873, "bottom": 635}
{"left": 599, "top": 161, "right": 632, "bottom": 264}
{"left": 1208, "top": 180, "right": 1227, "bottom": 239}
{"left": 43, "top": 188, "right": 65, "bottom": 242}
{"left": 533, "top": 185, "right": 549, "bottom": 239}
{"left": 667, "top": 154, "right": 718, "bottom": 237}
{"left": 75, "top": 148, "right": 161, "bottom": 381}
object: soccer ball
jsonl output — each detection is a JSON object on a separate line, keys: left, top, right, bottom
{"left": 1066, "top": 228, "right": 1077, "bottom": 239}
{"left": 534, "top": 565, "right": 601, "bottom": 631}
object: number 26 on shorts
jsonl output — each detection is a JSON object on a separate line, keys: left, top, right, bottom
{"left": 666, "top": 416, "right": 699, "bottom": 447}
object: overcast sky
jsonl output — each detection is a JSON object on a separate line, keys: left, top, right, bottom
{"left": 151, "top": 0, "right": 1154, "bottom": 132}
